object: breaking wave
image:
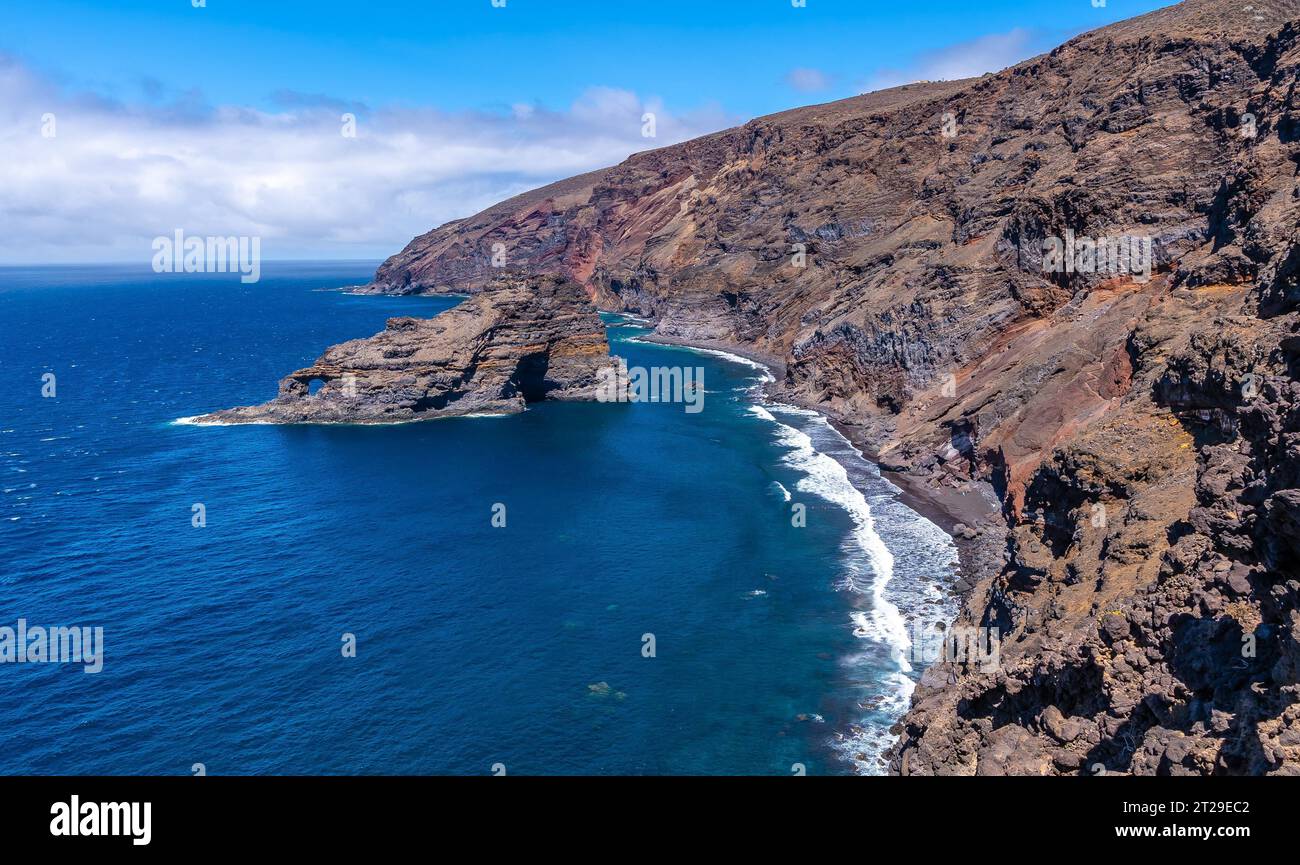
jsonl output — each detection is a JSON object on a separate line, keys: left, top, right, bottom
{"left": 754, "top": 402, "right": 960, "bottom": 775}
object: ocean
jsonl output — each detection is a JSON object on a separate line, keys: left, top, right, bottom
{"left": 0, "top": 262, "right": 957, "bottom": 775}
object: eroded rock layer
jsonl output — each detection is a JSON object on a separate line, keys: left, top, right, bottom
{"left": 363, "top": 0, "right": 1300, "bottom": 774}
{"left": 198, "top": 277, "right": 614, "bottom": 424}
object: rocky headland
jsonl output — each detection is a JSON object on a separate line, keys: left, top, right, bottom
{"left": 195, "top": 276, "right": 616, "bottom": 425}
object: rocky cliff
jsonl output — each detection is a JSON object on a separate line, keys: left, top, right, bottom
{"left": 197, "top": 276, "right": 615, "bottom": 424}
{"left": 363, "top": 0, "right": 1300, "bottom": 774}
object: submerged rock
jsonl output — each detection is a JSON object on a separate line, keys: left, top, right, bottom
{"left": 195, "top": 276, "right": 618, "bottom": 425}
{"left": 587, "top": 682, "right": 627, "bottom": 700}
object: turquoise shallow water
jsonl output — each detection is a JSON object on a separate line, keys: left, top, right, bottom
{"left": 0, "top": 262, "right": 956, "bottom": 775}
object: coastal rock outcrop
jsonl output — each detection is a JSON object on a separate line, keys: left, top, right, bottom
{"left": 196, "top": 276, "right": 616, "bottom": 424}
{"left": 359, "top": 0, "right": 1300, "bottom": 774}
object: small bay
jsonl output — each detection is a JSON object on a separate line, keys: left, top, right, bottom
{"left": 0, "top": 262, "right": 955, "bottom": 775}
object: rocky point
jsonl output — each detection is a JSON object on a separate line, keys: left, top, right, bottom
{"left": 196, "top": 276, "right": 617, "bottom": 425}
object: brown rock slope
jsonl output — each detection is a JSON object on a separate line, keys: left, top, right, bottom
{"left": 365, "top": 0, "right": 1300, "bottom": 774}
{"left": 196, "top": 277, "right": 615, "bottom": 424}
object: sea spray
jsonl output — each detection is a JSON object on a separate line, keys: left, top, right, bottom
{"left": 764, "top": 410, "right": 910, "bottom": 664}
{"left": 753, "top": 403, "right": 960, "bottom": 774}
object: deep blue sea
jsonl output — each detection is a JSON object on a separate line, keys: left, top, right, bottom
{"left": 0, "top": 262, "right": 958, "bottom": 776}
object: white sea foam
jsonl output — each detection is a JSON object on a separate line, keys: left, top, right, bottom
{"left": 605, "top": 312, "right": 654, "bottom": 325}
{"left": 765, "top": 402, "right": 819, "bottom": 417}
{"left": 601, "top": 309, "right": 652, "bottom": 320}
{"left": 744, "top": 401, "right": 959, "bottom": 774}
{"left": 627, "top": 337, "right": 776, "bottom": 384}
{"left": 766, "top": 415, "right": 910, "bottom": 671}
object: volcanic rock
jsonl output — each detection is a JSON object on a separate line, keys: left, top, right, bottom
{"left": 196, "top": 276, "right": 617, "bottom": 424}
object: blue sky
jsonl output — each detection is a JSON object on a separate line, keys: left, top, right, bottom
{"left": 7, "top": 0, "right": 1173, "bottom": 117}
{"left": 1, "top": 0, "right": 1175, "bottom": 262}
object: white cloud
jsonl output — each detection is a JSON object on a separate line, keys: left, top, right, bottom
{"left": 861, "top": 28, "right": 1036, "bottom": 93}
{"left": 785, "top": 67, "right": 832, "bottom": 93}
{"left": 0, "top": 54, "right": 735, "bottom": 263}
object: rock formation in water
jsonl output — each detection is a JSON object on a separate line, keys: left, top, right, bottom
{"left": 197, "top": 276, "right": 615, "bottom": 424}
{"left": 360, "top": 0, "right": 1300, "bottom": 774}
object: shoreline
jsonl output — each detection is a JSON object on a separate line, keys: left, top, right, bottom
{"left": 823, "top": 417, "right": 999, "bottom": 536}
{"left": 636, "top": 331, "right": 1004, "bottom": 596}
{"left": 633, "top": 333, "right": 945, "bottom": 775}
{"left": 636, "top": 334, "right": 788, "bottom": 380}
{"left": 824, "top": 417, "right": 1005, "bottom": 599}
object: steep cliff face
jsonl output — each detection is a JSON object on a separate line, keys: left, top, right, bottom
{"left": 365, "top": 0, "right": 1300, "bottom": 774}
{"left": 197, "top": 277, "right": 615, "bottom": 424}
